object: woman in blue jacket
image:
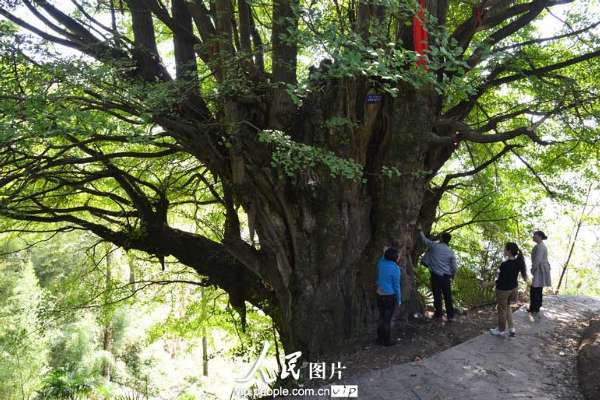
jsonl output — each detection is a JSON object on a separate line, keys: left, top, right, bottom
{"left": 376, "top": 247, "right": 401, "bottom": 346}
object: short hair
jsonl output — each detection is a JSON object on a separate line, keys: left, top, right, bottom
{"left": 387, "top": 238, "right": 401, "bottom": 250}
{"left": 440, "top": 232, "right": 452, "bottom": 244}
{"left": 384, "top": 247, "right": 399, "bottom": 261}
{"left": 533, "top": 230, "right": 548, "bottom": 240}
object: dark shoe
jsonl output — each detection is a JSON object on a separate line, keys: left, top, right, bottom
{"left": 383, "top": 341, "right": 397, "bottom": 347}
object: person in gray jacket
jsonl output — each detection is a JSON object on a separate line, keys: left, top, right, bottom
{"left": 528, "top": 230, "right": 551, "bottom": 313}
{"left": 417, "top": 226, "right": 458, "bottom": 321}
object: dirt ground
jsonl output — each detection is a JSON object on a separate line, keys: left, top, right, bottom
{"left": 290, "top": 296, "right": 598, "bottom": 400}
{"left": 333, "top": 303, "right": 519, "bottom": 379}
{"left": 286, "top": 296, "right": 600, "bottom": 400}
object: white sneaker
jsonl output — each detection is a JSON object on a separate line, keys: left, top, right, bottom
{"left": 489, "top": 328, "right": 507, "bottom": 337}
{"left": 509, "top": 328, "right": 516, "bottom": 337}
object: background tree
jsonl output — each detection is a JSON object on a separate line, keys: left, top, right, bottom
{"left": 0, "top": 254, "right": 47, "bottom": 400}
{"left": 0, "top": 230, "right": 275, "bottom": 398}
{"left": 0, "top": 0, "right": 599, "bottom": 358}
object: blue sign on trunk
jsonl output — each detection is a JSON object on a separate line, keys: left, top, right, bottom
{"left": 366, "top": 94, "right": 383, "bottom": 103}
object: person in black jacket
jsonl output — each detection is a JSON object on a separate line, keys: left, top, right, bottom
{"left": 490, "top": 242, "right": 528, "bottom": 337}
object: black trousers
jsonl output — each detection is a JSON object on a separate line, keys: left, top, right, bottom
{"left": 530, "top": 286, "right": 543, "bottom": 312}
{"left": 431, "top": 273, "right": 454, "bottom": 319}
{"left": 377, "top": 294, "right": 396, "bottom": 345}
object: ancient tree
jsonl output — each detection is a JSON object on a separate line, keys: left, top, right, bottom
{"left": 0, "top": 0, "right": 599, "bottom": 357}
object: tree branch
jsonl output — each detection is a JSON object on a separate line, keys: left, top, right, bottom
{"left": 431, "top": 120, "right": 549, "bottom": 145}
{"left": 271, "top": 0, "right": 298, "bottom": 84}
{"left": 510, "top": 147, "right": 556, "bottom": 197}
{"left": 439, "top": 144, "right": 522, "bottom": 189}
{"left": 489, "top": 48, "right": 600, "bottom": 87}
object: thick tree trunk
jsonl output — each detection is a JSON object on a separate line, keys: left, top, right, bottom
{"left": 255, "top": 182, "right": 430, "bottom": 359}
{"left": 231, "top": 82, "right": 440, "bottom": 358}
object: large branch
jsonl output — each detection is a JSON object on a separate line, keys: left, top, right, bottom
{"left": 29, "top": 0, "right": 131, "bottom": 61}
{"left": 431, "top": 120, "right": 549, "bottom": 145}
{"left": 249, "top": 6, "right": 265, "bottom": 72}
{"left": 0, "top": 7, "right": 87, "bottom": 51}
{"left": 172, "top": 0, "right": 197, "bottom": 80}
{"left": 0, "top": 208, "right": 274, "bottom": 309}
{"left": 271, "top": 0, "right": 298, "bottom": 84}
{"left": 467, "top": 2, "right": 548, "bottom": 68}
{"left": 124, "top": 0, "right": 172, "bottom": 81}
{"left": 0, "top": 138, "right": 273, "bottom": 311}
{"left": 451, "top": 1, "right": 536, "bottom": 56}
{"left": 494, "top": 20, "right": 600, "bottom": 53}
{"left": 186, "top": 0, "right": 216, "bottom": 41}
{"left": 238, "top": 0, "right": 252, "bottom": 53}
{"left": 2, "top": 0, "right": 172, "bottom": 83}
{"left": 473, "top": 96, "right": 598, "bottom": 134}
{"left": 138, "top": 0, "right": 218, "bottom": 70}
{"left": 419, "top": 142, "right": 520, "bottom": 232}
{"left": 445, "top": 49, "right": 600, "bottom": 120}
{"left": 489, "top": 48, "right": 600, "bottom": 87}
{"left": 65, "top": 135, "right": 159, "bottom": 220}
{"left": 452, "top": 0, "right": 575, "bottom": 63}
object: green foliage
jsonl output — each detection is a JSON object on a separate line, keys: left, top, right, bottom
{"left": 560, "top": 265, "right": 600, "bottom": 297}
{"left": 36, "top": 369, "right": 95, "bottom": 400}
{"left": 113, "top": 392, "right": 146, "bottom": 400}
{"left": 147, "top": 284, "right": 278, "bottom": 361}
{"left": 324, "top": 116, "right": 357, "bottom": 130}
{"left": 47, "top": 318, "right": 101, "bottom": 375}
{"left": 258, "top": 130, "right": 364, "bottom": 181}
{"left": 415, "top": 264, "right": 433, "bottom": 305}
{"left": 0, "top": 231, "right": 274, "bottom": 398}
{"left": 176, "top": 394, "right": 198, "bottom": 400}
{"left": 292, "top": 0, "right": 473, "bottom": 100}
{"left": 0, "top": 258, "right": 47, "bottom": 400}
{"left": 0, "top": 2, "right": 599, "bottom": 398}
{"left": 381, "top": 165, "right": 402, "bottom": 178}
{"left": 452, "top": 267, "right": 495, "bottom": 309}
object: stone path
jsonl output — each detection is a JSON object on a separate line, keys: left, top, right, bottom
{"left": 300, "top": 296, "right": 600, "bottom": 400}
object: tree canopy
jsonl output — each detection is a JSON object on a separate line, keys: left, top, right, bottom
{"left": 0, "top": 0, "right": 599, "bottom": 356}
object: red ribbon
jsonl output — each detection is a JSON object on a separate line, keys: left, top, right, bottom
{"left": 412, "top": 0, "right": 428, "bottom": 67}
{"left": 474, "top": 6, "right": 483, "bottom": 27}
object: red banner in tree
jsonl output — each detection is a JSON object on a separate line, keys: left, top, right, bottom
{"left": 412, "top": 0, "right": 428, "bottom": 67}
